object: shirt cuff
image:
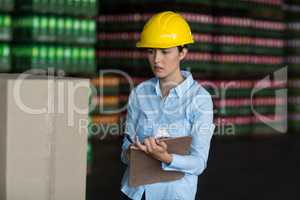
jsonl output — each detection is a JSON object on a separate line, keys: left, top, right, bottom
{"left": 123, "top": 140, "right": 130, "bottom": 150}
{"left": 121, "top": 140, "right": 131, "bottom": 164}
{"left": 161, "top": 154, "right": 181, "bottom": 171}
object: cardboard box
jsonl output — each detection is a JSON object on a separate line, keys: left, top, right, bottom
{"left": 0, "top": 74, "right": 90, "bottom": 200}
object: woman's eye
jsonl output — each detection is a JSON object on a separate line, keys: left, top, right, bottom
{"left": 162, "top": 50, "right": 169, "bottom": 54}
{"left": 147, "top": 49, "right": 154, "bottom": 54}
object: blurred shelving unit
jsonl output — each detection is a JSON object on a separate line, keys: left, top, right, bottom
{"left": 285, "top": 0, "right": 300, "bottom": 134}
{"left": 0, "top": 0, "right": 99, "bottom": 178}
{"left": 0, "top": 0, "right": 13, "bottom": 73}
{"left": 11, "top": 0, "right": 97, "bottom": 76}
{"left": 97, "top": 0, "right": 288, "bottom": 137}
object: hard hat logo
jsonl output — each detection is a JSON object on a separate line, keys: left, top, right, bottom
{"left": 160, "top": 33, "right": 177, "bottom": 40}
{"left": 136, "top": 11, "right": 194, "bottom": 48}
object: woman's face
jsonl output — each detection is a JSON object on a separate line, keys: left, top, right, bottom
{"left": 147, "top": 47, "right": 187, "bottom": 80}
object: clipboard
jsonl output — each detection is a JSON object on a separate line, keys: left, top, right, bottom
{"left": 128, "top": 136, "right": 192, "bottom": 187}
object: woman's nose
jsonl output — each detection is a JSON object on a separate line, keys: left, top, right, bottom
{"left": 154, "top": 51, "right": 162, "bottom": 63}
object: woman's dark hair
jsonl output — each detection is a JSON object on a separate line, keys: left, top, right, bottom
{"left": 144, "top": 45, "right": 188, "bottom": 52}
{"left": 177, "top": 45, "right": 188, "bottom": 52}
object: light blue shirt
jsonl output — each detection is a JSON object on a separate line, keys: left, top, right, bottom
{"left": 121, "top": 71, "right": 215, "bottom": 200}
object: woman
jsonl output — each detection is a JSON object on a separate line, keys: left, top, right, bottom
{"left": 120, "top": 11, "right": 215, "bottom": 200}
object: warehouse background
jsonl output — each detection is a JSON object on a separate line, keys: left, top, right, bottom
{"left": 0, "top": 0, "right": 299, "bottom": 199}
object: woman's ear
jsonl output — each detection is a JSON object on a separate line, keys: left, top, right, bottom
{"left": 179, "top": 48, "right": 188, "bottom": 61}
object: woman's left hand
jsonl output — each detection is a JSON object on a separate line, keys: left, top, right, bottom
{"left": 131, "top": 137, "right": 173, "bottom": 164}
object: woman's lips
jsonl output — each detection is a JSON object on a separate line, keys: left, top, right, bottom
{"left": 154, "top": 66, "right": 164, "bottom": 72}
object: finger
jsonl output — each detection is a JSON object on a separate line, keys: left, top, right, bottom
{"left": 136, "top": 142, "right": 147, "bottom": 152}
{"left": 135, "top": 136, "right": 142, "bottom": 146}
{"left": 135, "top": 135, "right": 140, "bottom": 144}
{"left": 130, "top": 145, "right": 139, "bottom": 150}
{"left": 144, "top": 138, "right": 153, "bottom": 153}
{"left": 135, "top": 138, "right": 147, "bottom": 152}
{"left": 157, "top": 140, "right": 168, "bottom": 150}
{"left": 149, "top": 138, "right": 158, "bottom": 150}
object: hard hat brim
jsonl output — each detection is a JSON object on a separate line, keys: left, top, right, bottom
{"left": 136, "top": 40, "right": 194, "bottom": 48}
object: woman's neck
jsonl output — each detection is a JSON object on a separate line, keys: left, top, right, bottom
{"left": 159, "top": 71, "right": 184, "bottom": 98}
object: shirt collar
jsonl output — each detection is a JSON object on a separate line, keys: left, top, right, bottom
{"left": 154, "top": 70, "right": 194, "bottom": 98}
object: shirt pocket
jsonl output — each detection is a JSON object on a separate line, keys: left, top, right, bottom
{"left": 165, "top": 114, "right": 191, "bottom": 137}
{"left": 135, "top": 110, "right": 156, "bottom": 139}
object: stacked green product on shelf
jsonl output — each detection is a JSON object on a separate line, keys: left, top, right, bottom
{"left": 0, "top": 43, "right": 10, "bottom": 72}
{"left": 0, "top": 0, "right": 14, "bottom": 12}
{"left": 13, "top": 16, "right": 96, "bottom": 44}
{"left": 12, "top": 45, "right": 95, "bottom": 74}
{"left": 16, "top": 0, "right": 98, "bottom": 16}
{"left": 0, "top": 14, "right": 12, "bottom": 41}
{"left": 0, "top": 9, "right": 12, "bottom": 73}
{"left": 12, "top": 0, "right": 98, "bottom": 76}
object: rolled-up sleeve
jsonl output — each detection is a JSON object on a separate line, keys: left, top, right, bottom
{"left": 162, "top": 93, "right": 215, "bottom": 175}
{"left": 121, "top": 89, "right": 139, "bottom": 164}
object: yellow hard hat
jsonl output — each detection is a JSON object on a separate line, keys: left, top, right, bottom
{"left": 136, "top": 11, "right": 194, "bottom": 48}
